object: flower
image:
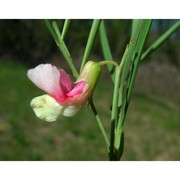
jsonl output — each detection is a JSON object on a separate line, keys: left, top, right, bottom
{"left": 27, "top": 61, "right": 102, "bottom": 122}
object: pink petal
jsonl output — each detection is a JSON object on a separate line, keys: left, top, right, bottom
{"left": 66, "top": 81, "right": 87, "bottom": 97}
{"left": 64, "top": 84, "right": 91, "bottom": 105}
{"left": 59, "top": 69, "right": 73, "bottom": 94}
{"left": 27, "top": 64, "right": 73, "bottom": 102}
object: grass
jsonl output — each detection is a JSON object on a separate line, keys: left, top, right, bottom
{"left": 0, "top": 59, "right": 179, "bottom": 160}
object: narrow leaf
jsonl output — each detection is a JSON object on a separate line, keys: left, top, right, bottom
{"left": 141, "top": 20, "right": 180, "bottom": 61}
{"left": 80, "top": 19, "right": 101, "bottom": 71}
{"left": 99, "top": 20, "right": 115, "bottom": 81}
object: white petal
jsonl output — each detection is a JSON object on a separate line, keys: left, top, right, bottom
{"left": 30, "top": 94, "right": 65, "bottom": 122}
{"left": 63, "top": 105, "right": 82, "bottom": 117}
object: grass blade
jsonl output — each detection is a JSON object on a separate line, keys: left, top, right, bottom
{"left": 141, "top": 20, "right": 180, "bottom": 61}
{"left": 99, "top": 20, "right": 115, "bottom": 81}
{"left": 80, "top": 19, "right": 101, "bottom": 71}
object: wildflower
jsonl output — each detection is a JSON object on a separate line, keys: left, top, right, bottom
{"left": 27, "top": 61, "right": 102, "bottom": 122}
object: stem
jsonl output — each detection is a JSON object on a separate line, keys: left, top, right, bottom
{"left": 44, "top": 20, "right": 58, "bottom": 42}
{"left": 113, "top": 20, "right": 152, "bottom": 159}
{"left": 89, "top": 100, "right": 110, "bottom": 153}
{"left": 109, "top": 66, "right": 121, "bottom": 160}
{"left": 109, "top": 42, "right": 133, "bottom": 160}
{"left": 113, "top": 44, "right": 130, "bottom": 151}
{"left": 45, "top": 20, "right": 79, "bottom": 78}
{"left": 99, "top": 60, "right": 118, "bottom": 67}
{"left": 61, "top": 19, "right": 71, "bottom": 40}
{"left": 52, "top": 21, "right": 79, "bottom": 78}
{"left": 107, "top": 41, "right": 134, "bottom": 160}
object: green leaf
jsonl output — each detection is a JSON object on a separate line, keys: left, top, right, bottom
{"left": 141, "top": 20, "right": 180, "bottom": 61}
{"left": 99, "top": 20, "right": 115, "bottom": 81}
{"left": 80, "top": 19, "right": 101, "bottom": 71}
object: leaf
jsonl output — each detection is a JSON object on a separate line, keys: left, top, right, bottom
{"left": 99, "top": 20, "right": 115, "bottom": 81}
{"left": 80, "top": 19, "right": 101, "bottom": 71}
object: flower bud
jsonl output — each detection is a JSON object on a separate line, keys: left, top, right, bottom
{"left": 76, "top": 61, "right": 103, "bottom": 94}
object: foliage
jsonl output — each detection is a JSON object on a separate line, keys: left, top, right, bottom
{"left": 0, "top": 20, "right": 179, "bottom": 66}
{"left": 0, "top": 19, "right": 179, "bottom": 160}
{"left": 43, "top": 19, "right": 179, "bottom": 160}
{"left": 0, "top": 60, "right": 180, "bottom": 160}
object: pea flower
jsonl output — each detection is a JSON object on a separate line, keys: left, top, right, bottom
{"left": 27, "top": 61, "right": 102, "bottom": 122}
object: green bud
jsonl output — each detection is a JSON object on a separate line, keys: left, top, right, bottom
{"left": 76, "top": 61, "right": 103, "bottom": 93}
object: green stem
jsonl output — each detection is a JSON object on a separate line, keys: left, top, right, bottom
{"left": 45, "top": 20, "right": 79, "bottom": 78}
{"left": 113, "top": 21, "right": 152, "bottom": 159}
{"left": 99, "top": 60, "right": 118, "bottom": 67}
{"left": 109, "top": 42, "right": 133, "bottom": 160}
{"left": 89, "top": 100, "right": 110, "bottom": 153}
{"left": 80, "top": 19, "right": 101, "bottom": 72}
{"left": 114, "top": 44, "right": 131, "bottom": 150}
{"left": 141, "top": 20, "right": 180, "bottom": 61}
{"left": 127, "top": 20, "right": 152, "bottom": 104}
{"left": 109, "top": 66, "right": 121, "bottom": 160}
{"left": 116, "top": 20, "right": 152, "bottom": 134}
{"left": 44, "top": 20, "right": 58, "bottom": 42}
{"left": 61, "top": 19, "right": 71, "bottom": 40}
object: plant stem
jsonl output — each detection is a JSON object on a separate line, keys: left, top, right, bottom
{"left": 44, "top": 20, "right": 58, "bottom": 42}
{"left": 89, "top": 100, "right": 110, "bottom": 153}
{"left": 109, "top": 66, "right": 121, "bottom": 160}
{"left": 52, "top": 21, "right": 79, "bottom": 78}
{"left": 99, "top": 60, "right": 118, "bottom": 67}
{"left": 113, "top": 44, "right": 131, "bottom": 153}
{"left": 45, "top": 20, "right": 79, "bottom": 78}
{"left": 61, "top": 19, "right": 71, "bottom": 40}
{"left": 113, "top": 20, "right": 152, "bottom": 160}
{"left": 126, "top": 20, "right": 152, "bottom": 104}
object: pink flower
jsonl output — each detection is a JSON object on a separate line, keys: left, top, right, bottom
{"left": 28, "top": 64, "right": 90, "bottom": 103}
{"left": 27, "top": 61, "right": 102, "bottom": 122}
{"left": 27, "top": 60, "right": 119, "bottom": 122}
{"left": 27, "top": 64, "right": 91, "bottom": 121}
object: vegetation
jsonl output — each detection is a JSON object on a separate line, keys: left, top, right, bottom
{"left": 0, "top": 20, "right": 179, "bottom": 66}
{"left": 0, "top": 60, "right": 179, "bottom": 160}
{"left": 0, "top": 19, "right": 179, "bottom": 160}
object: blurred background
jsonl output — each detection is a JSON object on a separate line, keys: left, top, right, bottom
{"left": 0, "top": 19, "right": 179, "bottom": 160}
